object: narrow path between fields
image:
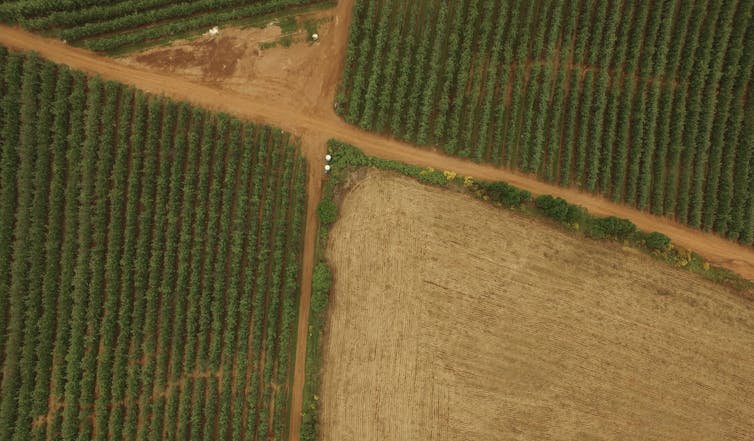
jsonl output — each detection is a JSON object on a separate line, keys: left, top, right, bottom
{"left": 1, "top": 3, "right": 753, "bottom": 440}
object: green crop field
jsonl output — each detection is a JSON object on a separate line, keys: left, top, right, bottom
{"left": 338, "top": 0, "right": 754, "bottom": 243}
{"left": 0, "top": 0, "right": 329, "bottom": 53}
{"left": 0, "top": 47, "right": 306, "bottom": 441}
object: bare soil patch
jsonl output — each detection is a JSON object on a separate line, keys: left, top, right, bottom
{"left": 120, "top": 8, "right": 340, "bottom": 117}
{"left": 320, "top": 170, "right": 754, "bottom": 441}
{"left": 131, "top": 35, "right": 247, "bottom": 80}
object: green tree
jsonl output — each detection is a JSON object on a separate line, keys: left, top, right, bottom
{"left": 317, "top": 198, "right": 338, "bottom": 225}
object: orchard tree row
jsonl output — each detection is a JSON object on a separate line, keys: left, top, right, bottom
{"left": 339, "top": 0, "right": 754, "bottom": 243}
{"left": 0, "top": 0, "right": 328, "bottom": 53}
{"left": 0, "top": 47, "right": 308, "bottom": 441}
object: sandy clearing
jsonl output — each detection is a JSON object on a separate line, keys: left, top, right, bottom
{"left": 120, "top": 8, "right": 339, "bottom": 118}
{"left": 321, "top": 169, "right": 754, "bottom": 441}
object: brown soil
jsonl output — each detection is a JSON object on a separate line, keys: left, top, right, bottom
{"left": 321, "top": 170, "right": 754, "bottom": 441}
{"left": 286, "top": 132, "right": 327, "bottom": 440}
{"left": 120, "top": 10, "right": 338, "bottom": 117}
{"left": 32, "top": 394, "right": 64, "bottom": 428}
{"left": 131, "top": 35, "right": 247, "bottom": 80}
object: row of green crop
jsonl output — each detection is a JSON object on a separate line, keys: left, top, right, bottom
{"left": 13, "top": 56, "right": 54, "bottom": 441}
{"left": 104, "top": 89, "right": 149, "bottom": 441}
{"left": 20, "top": 0, "right": 176, "bottom": 31}
{"left": 0, "top": 47, "right": 19, "bottom": 401}
{"left": 29, "top": 61, "right": 72, "bottom": 441}
{"left": 0, "top": 0, "right": 104, "bottom": 21}
{"left": 60, "top": 0, "right": 275, "bottom": 41}
{"left": 173, "top": 103, "right": 214, "bottom": 441}
{"left": 86, "top": 0, "right": 325, "bottom": 53}
{"left": 47, "top": 68, "right": 88, "bottom": 441}
{"left": 158, "top": 105, "right": 202, "bottom": 441}
{"left": 339, "top": 0, "right": 754, "bottom": 244}
{"left": 0, "top": 50, "right": 41, "bottom": 441}
{"left": 2, "top": 0, "right": 330, "bottom": 54}
{"left": 0, "top": 48, "right": 308, "bottom": 441}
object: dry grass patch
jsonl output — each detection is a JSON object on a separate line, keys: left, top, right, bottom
{"left": 320, "top": 170, "right": 754, "bottom": 441}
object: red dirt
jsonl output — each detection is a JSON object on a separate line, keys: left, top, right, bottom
{"left": 1, "top": 2, "right": 753, "bottom": 440}
{"left": 132, "top": 36, "right": 245, "bottom": 80}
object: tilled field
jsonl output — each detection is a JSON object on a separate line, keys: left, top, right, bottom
{"left": 320, "top": 170, "right": 754, "bottom": 441}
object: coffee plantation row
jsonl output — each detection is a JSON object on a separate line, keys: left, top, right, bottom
{"left": 0, "top": 0, "right": 329, "bottom": 53}
{"left": 0, "top": 47, "right": 306, "bottom": 441}
{"left": 339, "top": 0, "right": 754, "bottom": 243}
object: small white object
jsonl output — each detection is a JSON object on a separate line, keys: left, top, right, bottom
{"left": 325, "top": 154, "right": 332, "bottom": 162}
{"left": 208, "top": 26, "right": 219, "bottom": 36}
{"left": 324, "top": 164, "right": 331, "bottom": 173}
{"left": 312, "top": 33, "right": 319, "bottom": 41}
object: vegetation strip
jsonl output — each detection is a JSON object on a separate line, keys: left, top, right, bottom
{"left": 0, "top": 0, "right": 330, "bottom": 54}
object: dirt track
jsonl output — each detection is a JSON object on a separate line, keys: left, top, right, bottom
{"left": 322, "top": 170, "right": 754, "bottom": 440}
{"left": 1, "top": 21, "right": 751, "bottom": 283}
{"left": 1, "top": 3, "right": 753, "bottom": 440}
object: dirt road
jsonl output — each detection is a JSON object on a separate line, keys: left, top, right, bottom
{"left": 1, "top": 5, "right": 753, "bottom": 440}
{"left": 1, "top": 24, "right": 750, "bottom": 280}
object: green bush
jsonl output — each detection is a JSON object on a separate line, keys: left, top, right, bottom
{"left": 300, "top": 412, "right": 317, "bottom": 441}
{"left": 588, "top": 216, "right": 637, "bottom": 240}
{"left": 416, "top": 167, "right": 447, "bottom": 186}
{"left": 534, "top": 195, "right": 585, "bottom": 224}
{"left": 317, "top": 198, "right": 338, "bottom": 225}
{"left": 645, "top": 231, "right": 671, "bottom": 251}
{"left": 311, "top": 263, "right": 332, "bottom": 314}
{"left": 481, "top": 181, "right": 531, "bottom": 208}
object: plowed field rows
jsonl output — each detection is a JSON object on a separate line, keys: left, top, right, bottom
{"left": 321, "top": 170, "right": 754, "bottom": 441}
